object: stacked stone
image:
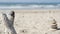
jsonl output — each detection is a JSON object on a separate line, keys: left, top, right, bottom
{"left": 45, "top": 17, "right": 59, "bottom": 34}
{"left": 2, "top": 11, "right": 17, "bottom": 34}
{"left": 48, "top": 17, "right": 57, "bottom": 31}
{"left": 51, "top": 19, "right": 57, "bottom": 30}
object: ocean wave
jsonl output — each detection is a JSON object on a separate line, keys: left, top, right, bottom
{"left": 0, "top": 4, "right": 60, "bottom": 9}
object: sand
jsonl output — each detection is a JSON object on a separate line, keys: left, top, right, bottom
{"left": 0, "top": 9, "right": 60, "bottom": 34}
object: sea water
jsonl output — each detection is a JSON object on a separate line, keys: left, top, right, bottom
{"left": 0, "top": 3, "right": 60, "bottom": 9}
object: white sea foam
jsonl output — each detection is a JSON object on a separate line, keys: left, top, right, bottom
{"left": 0, "top": 4, "right": 60, "bottom": 9}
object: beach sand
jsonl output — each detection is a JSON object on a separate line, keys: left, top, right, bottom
{"left": 0, "top": 9, "right": 60, "bottom": 34}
